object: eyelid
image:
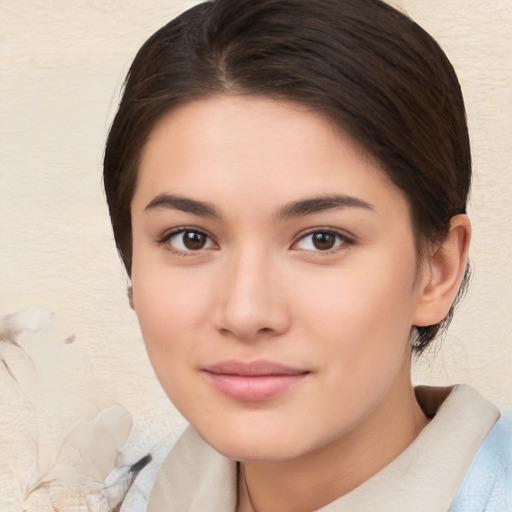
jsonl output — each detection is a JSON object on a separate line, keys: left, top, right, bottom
{"left": 157, "top": 226, "right": 218, "bottom": 254}
{"left": 291, "top": 227, "right": 354, "bottom": 252}
{"left": 156, "top": 225, "right": 353, "bottom": 255}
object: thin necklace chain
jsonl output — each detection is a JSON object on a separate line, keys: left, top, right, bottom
{"left": 241, "top": 463, "right": 258, "bottom": 512}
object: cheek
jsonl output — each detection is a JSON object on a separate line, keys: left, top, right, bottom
{"left": 295, "top": 257, "right": 418, "bottom": 371}
{"left": 131, "top": 272, "right": 210, "bottom": 411}
{"left": 298, "top": 259, "right": 416, "bottom": 330}
{"left": 292, "top": 269, "right": 416, "bottom": 430}
{"left": 131, "top": 265, "right": 211, "bottom": 366}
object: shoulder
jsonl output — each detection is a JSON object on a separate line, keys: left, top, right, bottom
{"left": 450, "top": 413, "right": 512, "bottom": 512}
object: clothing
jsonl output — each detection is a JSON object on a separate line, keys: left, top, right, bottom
{"left": 147, "top": 385, "right": 512, "bottom": 511}
{"left": 450, "top": 414, "right": 512, "bottom": 511}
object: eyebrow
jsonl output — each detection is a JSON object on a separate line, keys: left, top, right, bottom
{"left": 275, "top": 194, "right": 374, "bottom": 219}
{"left": 144, "top": 193, "right": 222, "bottom": 218}
{"left": 144, "top": 193, "right": 373, "bottom": 220}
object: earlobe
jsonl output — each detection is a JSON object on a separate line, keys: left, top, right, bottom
{"left": 413, "top": 214, "right": 471, "bottom": 327}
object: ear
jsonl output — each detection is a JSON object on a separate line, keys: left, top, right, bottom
{"left": 413, "top": 214, "right": 471, "bottom": 327}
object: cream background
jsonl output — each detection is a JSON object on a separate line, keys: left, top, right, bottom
{"left": 0, "top": 0, "right": 511, "bottom": 483}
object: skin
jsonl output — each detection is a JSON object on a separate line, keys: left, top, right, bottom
{"left": 130, "top": 95, "right": 470, "bottom": 512}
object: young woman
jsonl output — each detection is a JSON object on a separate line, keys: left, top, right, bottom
{"left": 103, "top": 0, "right": 511, "bottom": 510}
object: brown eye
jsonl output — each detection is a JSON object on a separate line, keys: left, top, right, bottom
{"left": 294, "top": 230, "right": 349, "bottom": 252}
{"left": 183, "top": 231, "right": 207, "bottom": 250}
{"left": 312, "top": 232, "right": 336, "bottom": 250}
{"left": 165, "top": 229, "right": 216, "bottom": 252}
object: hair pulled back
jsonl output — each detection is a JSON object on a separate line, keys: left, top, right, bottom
{"left": 104, "top": 0, "right": 472, "bottom": 352}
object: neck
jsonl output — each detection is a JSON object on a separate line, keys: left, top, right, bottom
{"left": 237, "top": 376, "right": 429, "bottom": 512}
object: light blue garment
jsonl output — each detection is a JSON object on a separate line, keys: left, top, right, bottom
{"left": 450, "top": 414, "right": 512, "bottom": 512}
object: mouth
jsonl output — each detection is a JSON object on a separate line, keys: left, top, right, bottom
{"left": 202, "top": 360, "right": 310, "bottom": 402}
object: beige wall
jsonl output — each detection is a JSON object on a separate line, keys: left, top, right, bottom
{"left": 1, "top": 0, "right": 200, "bottom": 473}
{"left": 1, "top": 0, "right": 511, "bottom": 486}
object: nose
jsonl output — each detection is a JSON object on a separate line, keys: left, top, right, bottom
{"left": 212, "top": 249, "right": 291, "bottom": 341}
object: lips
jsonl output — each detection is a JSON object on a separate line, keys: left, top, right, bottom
{"left": 202, "top": 360, "right": 310, "bottom": 402}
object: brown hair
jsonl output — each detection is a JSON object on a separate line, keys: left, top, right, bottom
{"left": 104, "top": 0, "right": 471, "bottom": 352}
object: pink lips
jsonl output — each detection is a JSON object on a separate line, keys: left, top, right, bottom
{"left": 202, "top": 360, "right": 309, "bottom": 402}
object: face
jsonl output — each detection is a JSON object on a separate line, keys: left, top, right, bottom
{"left": 130, "top": 96, "right": 429, "bottom": 462}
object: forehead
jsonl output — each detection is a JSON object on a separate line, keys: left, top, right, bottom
{"left": 133, "top": 95, "right": 409, "bottom": 220}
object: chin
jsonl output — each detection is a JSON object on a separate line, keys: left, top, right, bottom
{"left": 193, "top": 420, "right": 319, "bottom": 463}
{"left": 214, "top": 440, "right": 302, "bottom": 463}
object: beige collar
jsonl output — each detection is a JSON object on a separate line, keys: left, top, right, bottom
{"left": 148, "top": 385, "right": 499, "bottom": 512}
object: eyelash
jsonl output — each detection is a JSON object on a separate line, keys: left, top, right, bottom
{"left": 157, "top": 227, "right": 217, "bottom": 255}
{"left": 291, "top": 228, "right": 354, "bottom": 254}
{"left": 157, "top": 227, "right": 353, "bottom": 255}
